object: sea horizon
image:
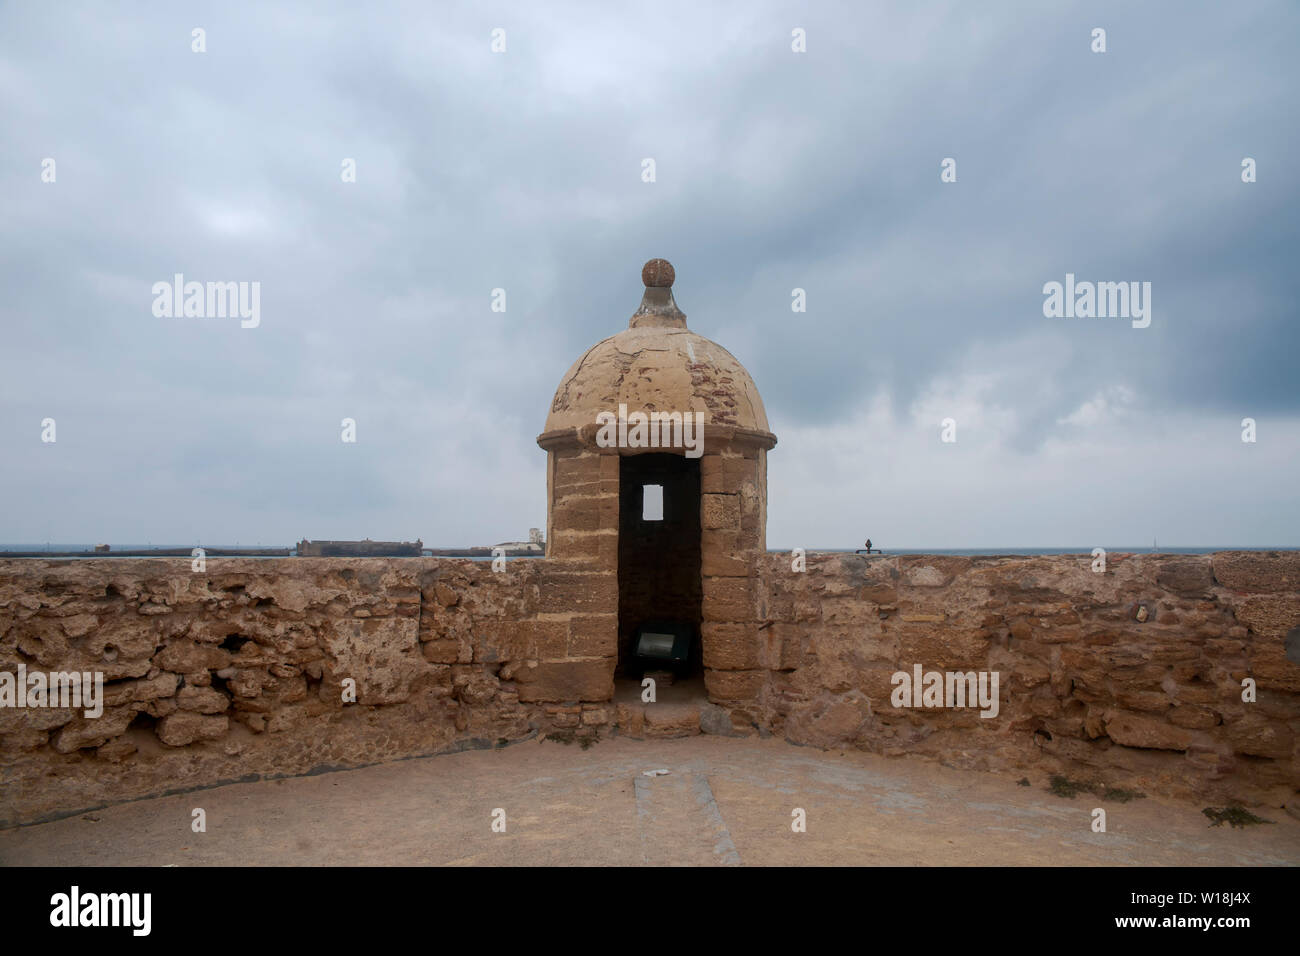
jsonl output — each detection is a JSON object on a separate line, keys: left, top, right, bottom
{"left": 2, "top": 543, "right": 1297, "bottom": 557}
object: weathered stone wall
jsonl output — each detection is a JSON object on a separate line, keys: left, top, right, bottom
{"left": 749, "top": 551, "right": 1300, "bottom": 806}
{"left": 3, "top": 551, "right": 1297, "bottom": 826}
{"left": 0, "top": 557, "right": 613, "bottom": 827}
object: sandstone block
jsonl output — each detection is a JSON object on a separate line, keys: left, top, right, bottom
{"left": 103, "top": 672, "right": 178, "bottom": 707}
{"left": 702, "top": 578, "right": 756, "bottom": 622}
{"left": 514, "top": 659, "right": 614, "bottom": 702}
{"left": 1212, "top": 551, "right": 1300, "bottom": 593}
{"left": 615, "top": 702, "right": 645, "bottom": 736}
{"left": 897, "top": 626, "right": 989, "bottom": 671}
{"left": 552, "top": 498, "right": 603, "bottom": 533}
{"left": 554, "top": 453, "right": 601, "bottom": 485}
{"left": 1102, "top": 710, "right": 1193, "bottom": 751}
{"left": 861, "top": 583, "right": 899, "bottom": 604}
{"left": 452, "top": 667, "right": 500, "bottom": 705}
{"left": 475, "top": 619, "right": 567, "bottom": 662}
{"left": 421, "top": 639, "right": 461, "bottom": 664}
{"left": 568, "top": 614, "right": 617, "bottom": 657}
{"left": 701, "top": 493, "right": 741, "bottom": 530}
{"left": 899, "top": 556, "right": 970, "bottom": 588}
{"left": 157, "top": 712, "right": 228, "bottom": 747}
{"left": 547, "top": 528, "right": 607, "bottom": 561}
{"left": 535, "top": 572, "right": 617, "bottom": 614}
{"left": 1248, "top": 636, "right": 1300, "bottom": 693}
{"left": 177, "top": 685, "right": 230, "bottom": 714}
{"left": 1225, "top": 713, "right": 1293, "bottom": 759}
{"left": 825, "top": 597, "right": 882, "bottom": 627}
{"left": 1155, "top": 558, "right": 1214, "bottom": 596}
{"left": 644, "top": 702, "right": 701, "bottom": 738}
{"left": 1168, "top": 704, "right": 1220, "bottom": 729}
{"left": 1114, "top": 689, "right": 1171, "bottom": 713}
{"left": 701, "top": 621, "right": 760, "bottom": 670}
{"left": 700, "top": 455, "right": 725, "bottom": 494}
{"left": 724, "top": 457, "right": 758, "bottom": 489}
{"left": 321, "top": 616, "right": 429, "bottom": 705}
{"left": 229, "top": 669, "right": 268, "bottom": 698}
{"left": 97, "top": 737, "right": 138, "bottom": 762}
{"left": 50, "top": 707, "right": 136, "bottom": 754}
{"left": 1235, "top": 595, "right": 1300, "bottom": 638}
{"left": 60, "top": 614, "right": 99, "bottom": 638}
{"left": 701, "top": 548, "right": 752, "bottom": 578}
{"left": 704, "top": 668, "right": 765, "bottom": 702}
{"left": 1010, "top": 658, "right": 1051, "bottom": 689}
{"left": 903, "top": 566, "right": 949, "bottom": 588}
{"left": 156, "top": 641, "right": 231, "bottom": 674}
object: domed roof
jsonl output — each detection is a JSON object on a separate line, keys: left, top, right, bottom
{"left": 542, "top": 260, "right": 772, "bottom": 438}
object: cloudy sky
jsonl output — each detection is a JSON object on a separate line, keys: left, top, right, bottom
{"left": 2, "top": 1, "right": 1296, "bottom": 550}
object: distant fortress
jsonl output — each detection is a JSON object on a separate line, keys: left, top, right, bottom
{"left": 298, "top": 529, "right": 545, "bottom": 558}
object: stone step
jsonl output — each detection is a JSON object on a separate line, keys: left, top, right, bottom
{"left": 612, "top": 676, "right": 709, "bottom": 738}
{"left": 616, "top": 698, "right": 703, "bottom": 738}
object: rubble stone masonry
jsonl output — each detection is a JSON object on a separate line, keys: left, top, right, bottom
{"left": 753, "top": 550, "right": 1299, "bottom": 808}
{"left": 1, "top": 550, "right": 1296, "bottom": 826}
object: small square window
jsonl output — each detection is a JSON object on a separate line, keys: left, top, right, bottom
{"left": 642, "top": 484, "right": 664, "bottom": 521}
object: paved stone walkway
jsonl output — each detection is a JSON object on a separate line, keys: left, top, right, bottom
{"left": 2, "top": 736, "right": 1296, "bottom": 866}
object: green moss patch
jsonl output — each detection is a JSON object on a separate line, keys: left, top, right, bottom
{"left": 1202, "top": 806, "right": 1273, "bottom": 828}
{"left": 1048, "top": 774, "right": 1145, "bottom": 802}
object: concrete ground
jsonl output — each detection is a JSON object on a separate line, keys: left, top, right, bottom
{"left": 2, "top": 735, "right": 1297, "bottom": 866}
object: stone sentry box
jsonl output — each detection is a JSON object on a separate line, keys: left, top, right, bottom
{"left": 536, "top": 259, "right": 777, "bottom": 716}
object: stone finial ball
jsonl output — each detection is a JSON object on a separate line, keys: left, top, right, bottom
{"left": 642, "top": 258, "right": 675, "bottom": 288}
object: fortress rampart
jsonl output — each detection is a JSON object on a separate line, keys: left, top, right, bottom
{"left": 2, "top": 550, "right": 1296, "bottom": 826}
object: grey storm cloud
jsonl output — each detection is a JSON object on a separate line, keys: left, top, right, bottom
{"left": 1, "top": 0, "right": 1296, "bottom": 548}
